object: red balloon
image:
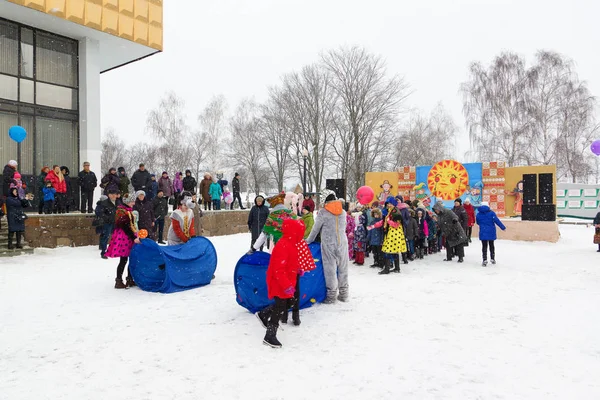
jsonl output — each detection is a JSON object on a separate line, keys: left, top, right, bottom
{"left": 356, "top": 186, "right": 375, "bottom": 205}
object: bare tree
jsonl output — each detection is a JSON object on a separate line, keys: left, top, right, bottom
{"left": 395, "top": 104, "right": 457, "bottom": 167}
{"left": 124, "top": 142, "right": 161, "bottom": 176}
{"left": 322, "top": 46, "right": 410, "bottom": 196}
{"left": 100, "top": 128, "right": 127, "bottom": 173}
{"left": 146, "top": 92, "right": 192, "bottom": 174}
{"left": 199, "top": 95, "right": 228, "bottom": 173}
{"left": 461, "top": 52, "right": 532, "bottom": 166}
{"left": 278, "top": 64, "right": 336, "bottom": 196}
{"left": 260, "top": 90, "right": 294, "bottom": 192}
{"left": 188, "top": 130, "right": 209, "bottom": 183}
{"left": 228, "top": 99, "right": 269, "bottom": 195}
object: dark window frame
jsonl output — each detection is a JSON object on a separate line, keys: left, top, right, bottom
{"left": 0, "top": 17, "right": 80, "bottom": 176}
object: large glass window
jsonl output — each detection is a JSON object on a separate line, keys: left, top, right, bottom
{"left": 0, "top": 18, "right": 79, "bottom": 177}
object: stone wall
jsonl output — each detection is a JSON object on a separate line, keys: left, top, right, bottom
{"left": 24, "top": 210, "right": 250, "bottom": 248}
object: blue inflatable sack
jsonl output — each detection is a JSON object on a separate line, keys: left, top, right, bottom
{"left": 234, "top": 243, "right": 327, "bottom": 313}
{"left": 129, "top": 237, "right": 218, "bottom": 294}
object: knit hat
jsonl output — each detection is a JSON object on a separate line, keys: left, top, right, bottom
{"left": 303, "top": 205, "right": 311, "bottom": 212}
{"left": 185, "top": 169, "right": 191, "bottom": 174}
{"left": 433, "top": 201, "right": 445, "bottom": 212}
{"left": 372, "top": 201, "right": 379, "bottom": 208}
{"left": 124, "top": 193, "right": 136, "bottom": 204}
{"left": 385, "top": 196, "right": 398, "bottom": 207}
{"left": 8, "top": 160, "right": 17, "bottom": 167}
{"left": 266, "top": 192, "right": 286, "bottom": 207}
{"left": 118, "top": 167, "right": 125, "bottom": 172}
{"left": 325, "top": 193, "right": 337, "bottom": 203}
{"left": 14, "top": 172, "right": 21, "bottom": 179}
{"left": 455, "top": 198, "right": 462, "bottom": 205}
{"left": 135, "top": 190, "right": 146, "bottom": 198}
{"left": 162, "top": 171, "right": 168, "bottom": 175}
{"left": 107, "top": 188, "right": 119, "bottom": 195}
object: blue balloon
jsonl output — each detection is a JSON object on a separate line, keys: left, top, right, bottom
{"left": 8, "top": 126, "right": 26, "bottom": 143}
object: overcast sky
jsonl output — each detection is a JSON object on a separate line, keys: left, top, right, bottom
{"left": 100, "top": 0, "right": 600, "bottom": 160}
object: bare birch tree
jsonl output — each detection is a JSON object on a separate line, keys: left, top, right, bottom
{"left": 322, "top": 46, "right": 410, "bottom": 196}
{"left": 199, "top": 95, "right": 228, "bottom": 173}
{"left": 100, "top": 128, "right": 127, "bottom": 173}
{"left": 228, "top": 99, "right": 269, "bottom": 195}
{"left": 461, "top": 52, "right": 532, "bottom": 166}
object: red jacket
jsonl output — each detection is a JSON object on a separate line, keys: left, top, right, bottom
{"left": 464, "top": 203, "right": 476, "bottom": 227}
{"left": 267, "top": 219, "right": 315, "bottom": 299}
{"left": 45, "top": 170, "right": 67, "bottom": 193}
{"left": 302, "top": 197, "right": 315, "bottom": 213}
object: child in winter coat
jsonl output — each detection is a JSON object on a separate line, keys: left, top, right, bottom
{"left": 367, "top": 208, "right": 384, "bottom": 268}
{"left": 6, "top": 188, "right": 31, "bottom": 249}
{"left": 42, "top": 181, "right": 56, "bottom": 214}
{"left": 301, "top": 206, "right": 314, "bottom": 239}
{"left": 414, "top": 209, "right": 430, "bottom": 259}
{"left": 105, "top": 193, "right": 140, "bottom": 288}
{"left": 10, "top": 171, "right": 26, "bottom": 199}
{"left": 256, "top": 219, "right": 316, "bottom": 348}
{"left": 222, "top": 186, "right": 232, "bottom": 209}
{"left": 427, "top": 213, "right": 438, "bottom": 254}
{"left": 209, "top": 179, "right": 223, "bottom": 210}
{"left": 353, "top": 214, "right": 367, "bottom": 265}
{"left": 475, "top": 201, "right": 506, "bottom": 266}
{"left": 405, "top": 209, "right": 419, "bottom": 260}
{"left": 345, "top": 206, "right": 356, "bottom": 260}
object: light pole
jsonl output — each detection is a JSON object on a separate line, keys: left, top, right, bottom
{"left": 302, "top": 148, "right": 308, "bottom": 194}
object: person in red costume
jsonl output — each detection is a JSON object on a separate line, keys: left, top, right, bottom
{"left": 463, "top": 198, "right": 476, "bottom": 243}
{"left": 45, "top": 165, "right": 67, "bottom": 213}
{"left": 167, "top": 192, "right": 196, "bottom": 245}
{"left": 256, "top": 218, "right": 315, "bottom": 348}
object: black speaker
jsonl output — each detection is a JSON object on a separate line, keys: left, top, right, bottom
{"left": 522, "top": 204, "right": 556, "bottom": 221}
{"left": 523, "top": 174, "right": 537, "bottom": 205}
{"left": 538, "top": 173, "right": 553, "bottom": 205}
{"left": 326, "top": 179, "right": 346, "bottom": 200}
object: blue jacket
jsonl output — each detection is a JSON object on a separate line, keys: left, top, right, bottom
{"left": 367, "top": 217, "right": 384, "bottom": 246}
{"left": 476, "top": 205, "right": 506, "bottom": 241}
{"left": 43, "top": 187, "right": 56, "bottom": 202}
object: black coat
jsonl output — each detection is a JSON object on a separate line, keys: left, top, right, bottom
{"left": 452, "top": 205, "right": 469, "bottom": 233}
{"left": 3, "top": 165, "right": 16, "bottom": 197}
{"left": 61, "top": 166, "right": 73, "bottom": 203}
{"left": 100, "top": 173, "right": 120, "bottom": 195}
{"left": 153, "top": 196, "right": 168, "bottom": 219}
{"left": 131, "top": 169, "right": 152, "bottom": 192}
{"left": 232, "top": 177, "right": 241, "bottom": 194}
{"left": 99, "top": 198, "right": 118, "bottom": 225}
{"left": 594, "top": 212, "right": 600, "bottom": 225}
{"left": 134, "top": 198, "right": 155, "bottom": 238}
{"left": 182, "top": 175, "right": 197, "bottom": 193}
{"left": 6, "top": 194, "right": 29, "bottom": 232}
{"left": 434, "top": 205, "right": 467, "bottom": 248}
{"left": 78, "top": 170, "right": 98, "bottom": 192}
{"left": 248, "top": 198, "right": 269, "bottom": 242}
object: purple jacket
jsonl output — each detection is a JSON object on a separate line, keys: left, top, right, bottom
{"left": 173, "top": 172, "right": 184, "bottom": 193}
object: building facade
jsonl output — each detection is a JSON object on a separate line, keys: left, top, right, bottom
{"left": 0, "top": 0, "right": 162, "bottom": 200}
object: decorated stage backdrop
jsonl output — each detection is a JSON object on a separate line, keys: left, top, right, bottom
{"left": 365, "top": 161, "right": 556, "bottom": 218}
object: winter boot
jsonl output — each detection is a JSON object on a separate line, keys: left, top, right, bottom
{"left": 292, "top": 310, "right": 301, "bottom": 326}
{"left": 419, "top": 248, "right": 424, "bottom": 259}
{"left": 256, "top": 310, "right": 269, "bottom": 329}
{"left": 482, "top": 260, "right": 488, "bottom": 267}
{"left": 263, "top": 325, "right": 282, "bottom": 348}
{"left": 323, "top": 290, "right": 337, "bottom": 304}
{"left": 337, "top": 287, "right": 349, "bottom": 302}
{"left": 392, "top": 257, "right": 401, "bottom": 273}
{"left": 126, "top": 277, "right": 137, "bottom": 288}
{"left": 114, "top": 279, "right": 127, "bottom": 289}
{"left": 369, "top": 263, "right": 380, "bottom": 268}
{"left": 378, "top": 259, "right": 391, "bottom": 275}
{"left": 402, "top": 253, "right": 409, "bottom": 264}
{"left": 280, "top": 310, "right": 289, "bottom": 324}
{"left": 7, "top": 232, "right": 14, "bottom": 250}
{"left": 491, "top": 259, "right": 496, "bottom": 265}
{"left": 457, "top": 257, "right": 464, "bottom": 263}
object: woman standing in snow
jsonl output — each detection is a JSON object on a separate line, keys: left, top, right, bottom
{"left": 172, "top": 172, "right": 184, "bottom": 211}
{"left": 105, "top": 194, "right": 140, "bottom": 289}
{"left": 373, "top": 197, "right": 408, "bottom": 274}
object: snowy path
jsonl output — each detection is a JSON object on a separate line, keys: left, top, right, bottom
{"left": 1, "top": 225, "right": 599, "bottom": 399}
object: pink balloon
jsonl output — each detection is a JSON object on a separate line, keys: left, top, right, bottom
{"left": 591, "top": 140, "right": 600, "bottom": 156}
{"left": 356, "top": 186, "right": 375, "bottom": 205}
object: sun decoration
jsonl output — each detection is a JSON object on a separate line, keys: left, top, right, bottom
{"left": 427, "top": 160, "right": 469, "bottom": 201}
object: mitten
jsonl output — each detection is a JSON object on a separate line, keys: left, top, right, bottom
{"left": 284, "top": 286, "right": 295, "bottom": 296}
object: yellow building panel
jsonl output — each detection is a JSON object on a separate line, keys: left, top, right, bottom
{"left": 118, "top": 13, "right": 134, "bottom": 41}
{"left": 102, "top": 7, "right": 119, "bottom": 35}
{"left": 45, "top": 0, "right": 66, "bottom": 18}
{"left": 8, "top": 0, "right": 163, "bottom": 51}
{"left": 148, "top": 1, "right": 162, "bottom": 26}
{"left": 24, "top": 0, "right": 45, "bottom": 11}
{"left": 84, "top": 0, "right": 103, "bottom": 30}
{"left": 119, "top": 0, "right": 134, "bottom": 16}
{"left": 134, "top": 0, "right": 148, "bottom": 22}
{"left": 148, "top": 22, "right": 162, "bottom": 50}
{"left": 102, "top": 0, "right": 118, "bottom": 10}
{"left": 66, "top": 0, "right": 85, "bottom": 24}
{"left": 134, "top": 19, "right": 148, "bottom": 44}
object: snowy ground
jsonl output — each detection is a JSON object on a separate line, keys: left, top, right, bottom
{"left": 1, "top": 225, "right": 599, "bottom": 400}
